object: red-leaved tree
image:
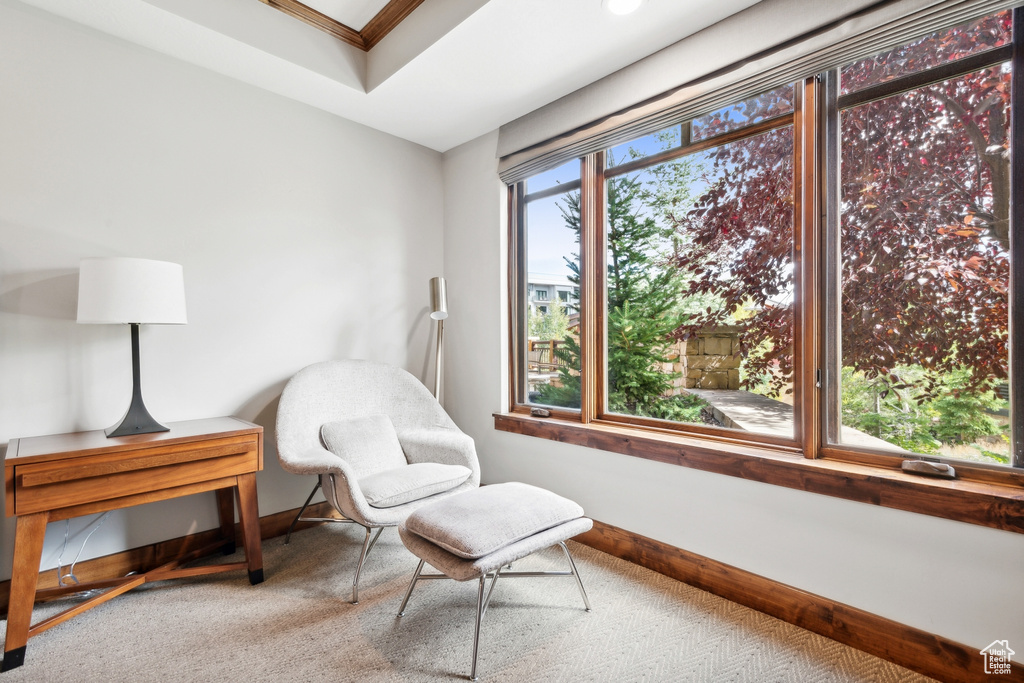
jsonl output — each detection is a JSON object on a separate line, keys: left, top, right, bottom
{"left": 670, "top": 11, "right": 1011, "bottom": 398}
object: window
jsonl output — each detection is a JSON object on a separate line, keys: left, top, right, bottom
{"left": 827, "top": 10, "right": 1016, "bottom": 467}
{"left": 516, "top": 159, "right": 582, "bottom": 408}
{"left": 601, "top": 91, "right": 795, "bottom": 437}
{"left": 508, "top": 8, "right": 1022, "bottom": 491}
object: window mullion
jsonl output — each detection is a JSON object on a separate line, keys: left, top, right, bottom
{"left": 822, "top": 68, "right": 842, "bottom": 449}
{"left": 579, "top": 153, "right": 604, "bottom": 423}
{"left": 794, "top": 75, "right": 821, "bottom": 459}
{"left": 509, "top": 181, "right": 527, "bottom": 408}
{"left": 1011, "top": 7, "right": 1023, "bottom": 467}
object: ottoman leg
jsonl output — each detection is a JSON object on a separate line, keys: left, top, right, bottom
{"left": 559, "top": 542, "right": 591, "bottom": 611}
{"left": 397, "top": 559, "right": 426, "bottom": 616}
{"left": 470, "top": 573, "right": 486, "bottom": 681}
{"left": 481, "top": 569, "right": 501, "bottom": 619}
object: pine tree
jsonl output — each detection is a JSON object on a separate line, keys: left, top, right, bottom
{"left": 536, "top": 161, "right": 689, "bottom": 415}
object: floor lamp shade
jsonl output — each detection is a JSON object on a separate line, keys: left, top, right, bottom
{"left": 77, "top": 257, "right": 187, "bottom": 437}
{"left": 429, "top": 276, "right": 448, "bottom": 320}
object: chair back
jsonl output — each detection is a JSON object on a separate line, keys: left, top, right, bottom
{"left": 276, "top": 359, "right": 456, "bottom": 473}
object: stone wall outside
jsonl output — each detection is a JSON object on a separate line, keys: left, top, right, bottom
{"left": 663, "top": 326, "right": 742, "bottom": 393}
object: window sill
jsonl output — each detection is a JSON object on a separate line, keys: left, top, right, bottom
{"left": 493, "top": 413, "right": 1024, "bottom": 535}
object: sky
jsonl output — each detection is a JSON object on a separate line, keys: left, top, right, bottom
{"left": 523, "top": 99, "right": 792, "bottom": 282}
{"left": 526, "top": 159, "right": 581, "bottom": 279}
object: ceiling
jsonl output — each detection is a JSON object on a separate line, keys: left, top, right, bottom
{"left": 297, "top": 0, "right": 392, "bottom": 32}
{"left": 13, "top": 0, "right": 762, "bottom": 152}
{"left": 259, "top": 0, "right": 426, "bottom": 50}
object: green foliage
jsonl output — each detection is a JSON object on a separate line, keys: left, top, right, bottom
{"left": 621, "top": 392, "right": 708, "bottom": 423}
{"left": 604, "top": 171, "right": 687, "bottom": 415}
{"left": 928, "top": 369, "right": 1005, "bottom": 445}
{"left": 536, "top": 160, "right": 693, "bottom": 416}
{"left": 534, "top": 334, "right": 582, "bottom": 409}
{"left": 840, "top": 366, "right": 1008, "bottom": 458}
{"left": 606, "top": 301, "right": 677, "bottom": 413}
{"left": 528, "top": 300, "right": 570, "bottom": 341}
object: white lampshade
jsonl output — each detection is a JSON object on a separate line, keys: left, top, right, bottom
{"left": 77, "top": 257, "right": 187, "bottom": 325}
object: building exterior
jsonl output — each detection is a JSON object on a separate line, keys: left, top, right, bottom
{"left": 527, "top": 273, "right": 578, "bottom": 315}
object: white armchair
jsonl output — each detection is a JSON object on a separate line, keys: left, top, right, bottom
{"left": 276, "top": 360, "right": 480, "bottom": 603}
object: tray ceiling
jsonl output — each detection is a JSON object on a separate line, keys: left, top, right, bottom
{"left": 260, "top": 0, "right": 425, "bottom": 50}
{"left": 11, "top": 0, "right": 763, "bottom": 152}
{"left": 300, "top": 0, "right": 388, "bottom": 31}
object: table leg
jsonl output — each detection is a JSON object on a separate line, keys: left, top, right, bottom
{"left": 235, "top": 473, "right": 263, "bottom": 585}
{"left": 3, "top": 513, "right": 48, "bottom": 671}
{"left": 215, "top": 488, "right": 236, "bottom": 555}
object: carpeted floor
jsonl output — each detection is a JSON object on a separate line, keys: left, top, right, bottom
{"left": 0, "top": 524, "right": 936, "bottom": 682}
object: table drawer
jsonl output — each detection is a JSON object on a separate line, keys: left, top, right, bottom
{"left": 11, "top": 435, "right": 259, "bottom": 516}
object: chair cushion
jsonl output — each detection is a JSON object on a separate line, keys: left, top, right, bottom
{"left": 359, "top": 463, "right": 473, "bottom": 508}
{"left": 404, "top": 482, "right": 584, "bottom": 559}
{"left": 321, "top": 415, "right": 407, "bottom": 478}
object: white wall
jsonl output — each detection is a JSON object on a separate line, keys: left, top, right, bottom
{"left": 0, "top": 2, "right": 444, "bottom": 578}
{"left": 441, "top": 131, "right": 1024, "bottom": 652}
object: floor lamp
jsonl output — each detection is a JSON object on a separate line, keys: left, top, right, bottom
{"left": 430, "top": 276, "right": 448, "bottom": 400}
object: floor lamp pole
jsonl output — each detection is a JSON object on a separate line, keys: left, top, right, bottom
{"left": 433, "top": 318, "right": 444, "bottom": 400}
{"left": 429, "top": 276, "right": 448, "bottom": 402}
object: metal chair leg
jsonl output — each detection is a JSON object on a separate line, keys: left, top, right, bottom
{"left": 559, "top": 542, "right": 591, "bottom": 611}
{"left": 352, "top": 526, "right": 384, "bottom": 604}
{"left": 470, "top": 574, "right": 486, "bottom": 681}
{"left": 397, "top": 558, "right": 425, "bottom": 616}
{"left": 285, "top": 480, "right": 322, "bottom": 544}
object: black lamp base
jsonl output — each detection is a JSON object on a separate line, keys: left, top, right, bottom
{"left": 105, "top": 323, "right": 169, "bottom": 438}
{"left": 105, "top": 402, "right": 169, "bottom": 438}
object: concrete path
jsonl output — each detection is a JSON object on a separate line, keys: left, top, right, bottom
{"left": 686, "top": 388, "right": 904, "bottom": 451}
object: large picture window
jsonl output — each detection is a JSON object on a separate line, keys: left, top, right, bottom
{"left": 599, "top": 90, "right": 796, "bottom": 438}
{"left": 828, "top": 11, "right": 1015, "bottom": 466}
{"left": 508, "top": 8, "right": 1022, "bottom": 492}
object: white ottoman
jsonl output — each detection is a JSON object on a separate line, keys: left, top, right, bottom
{"left": 396, "top": 482, "right": 593, "bottom": 680}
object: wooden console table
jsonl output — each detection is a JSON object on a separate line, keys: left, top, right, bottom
{"left": 2, "top": 417, "right": 264, "bottom": 671}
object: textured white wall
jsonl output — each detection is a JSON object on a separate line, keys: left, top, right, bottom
{"left": 0, "top": 3, "right": 443, "bottom": 578}
{"left": 440, "top": 131, "right": 1024, "bottom": 652}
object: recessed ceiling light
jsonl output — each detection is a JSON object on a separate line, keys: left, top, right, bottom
{"left": 603, "top": 0, "right": 644, "bottom": 15}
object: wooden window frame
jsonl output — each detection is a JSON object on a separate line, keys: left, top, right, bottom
{"left": 595, "top": 110, "right": 800, "bottom": 449}
{"left": 821, "top": 29, "right": 1023, "bottom": 477}
{"left": 502, "top": 9, "right": 1024, "bottom": 533}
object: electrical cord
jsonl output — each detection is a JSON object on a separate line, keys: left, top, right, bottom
{"left": 56, "top": 511, "right": 111, "bottom": 588}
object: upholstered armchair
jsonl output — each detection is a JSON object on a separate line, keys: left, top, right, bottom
{"left": 276, "top": 359, "right": 480, "bottom": 603}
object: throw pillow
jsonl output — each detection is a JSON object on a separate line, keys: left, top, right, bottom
{"left": 320, "top": 414, "right": 406, "bottom": 478}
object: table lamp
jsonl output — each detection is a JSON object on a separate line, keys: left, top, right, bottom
{"left": 429, "top": 276, "right": 448, "bottom": 400}
{"left": 77, "top": 257, "right": 187, "bottom": 437}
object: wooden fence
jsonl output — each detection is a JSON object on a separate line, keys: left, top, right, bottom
{"left": 527, "top": 339, "right": 570, "bottom": 374}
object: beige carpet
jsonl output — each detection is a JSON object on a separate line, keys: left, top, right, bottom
{"left": 0, "top": 524, "right": 936, "bottom": 682}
